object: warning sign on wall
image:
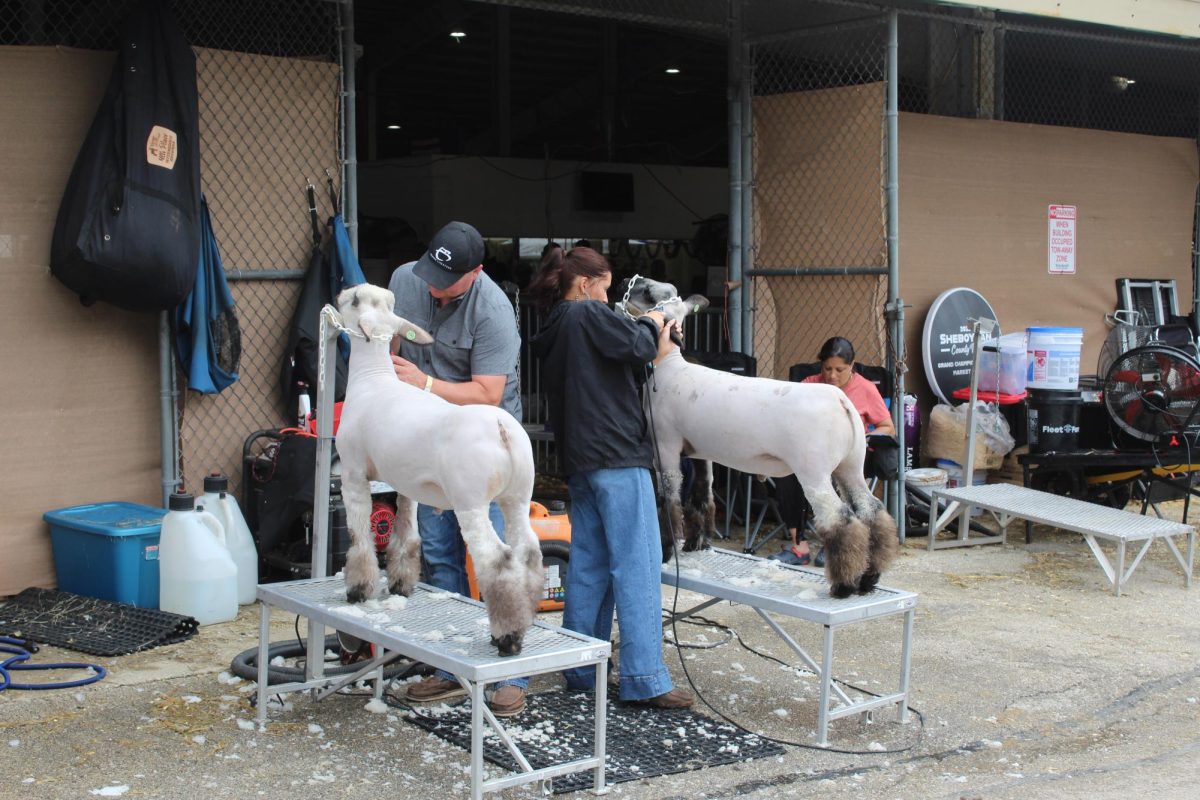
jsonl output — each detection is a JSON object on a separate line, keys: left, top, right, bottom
{"left": 1047, "top": 204, "right": 1076, "bottom": 275}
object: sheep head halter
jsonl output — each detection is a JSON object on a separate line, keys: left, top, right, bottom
{"left": 615, "top": 274, "right": 683, "bottom": 321}
{"left": 322, "top": 305, "right": 397, "bottom": 343}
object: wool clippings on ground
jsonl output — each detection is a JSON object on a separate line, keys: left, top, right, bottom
{"left": 403, "top": 689, "right": 784, "bottom": 793}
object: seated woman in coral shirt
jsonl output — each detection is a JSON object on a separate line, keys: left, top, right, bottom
{"left": 772, "top": 336, "right": 894, "bottom": 566}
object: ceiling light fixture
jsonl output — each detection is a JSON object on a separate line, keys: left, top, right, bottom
{"left": 386, "top": 124, "right": 402, "bottom": 130}
{"left": 449, "top": 30, "right": 466, "bottom": 41}
{"left": 665, "top": 67, "right": 680, "bottom": 74}
{"left": 1111, "top": 75, "right": 1136, "bottom": 91}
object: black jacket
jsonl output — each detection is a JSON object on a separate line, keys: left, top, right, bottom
{"left": 531, "top": 301, "right": 660, "bottom": 478}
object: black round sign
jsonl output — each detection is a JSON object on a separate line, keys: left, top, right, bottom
{"left": 922, "top": 287, "right": 1000, "bottom": 404}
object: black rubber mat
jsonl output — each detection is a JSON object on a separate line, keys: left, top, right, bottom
{"left": 0, "top": 588, "right": 198, "bottom": 657}
{"left": 404, "top": 689, "right": 785, "bottom": 793}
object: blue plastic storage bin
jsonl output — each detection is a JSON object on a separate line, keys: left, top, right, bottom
{"left": 43, "top": 502, "right": 167, "bottom": 609}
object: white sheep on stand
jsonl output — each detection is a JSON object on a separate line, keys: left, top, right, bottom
{"left": 619, "top": 277, "right": 899, "bottom": 598}
{"left": 332, "top": 284, "right": 543, "bottom": 655}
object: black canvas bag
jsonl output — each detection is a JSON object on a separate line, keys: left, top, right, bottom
{"left": 50, "top": 1, "right": 201, "bottom": 311}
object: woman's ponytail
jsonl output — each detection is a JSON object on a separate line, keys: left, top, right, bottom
{"left": 527, "top": 246, "right": 566, "bottom": 311}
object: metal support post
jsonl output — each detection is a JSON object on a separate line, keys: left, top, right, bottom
{"left": 885, "top": 11, "right": 905, "bottom": 540}
{"left": 726, "top": 0, "right": 744, "bottom": 353}
{"left": 306, "top": 307, "right": 340, "bottom": 681}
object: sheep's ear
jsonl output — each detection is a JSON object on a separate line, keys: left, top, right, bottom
{"left": 394, "top": 317, "right": 433, "bottom": 346}
{"left": 336, "top": 286, "right": 359, "bottom": 311}
{"left": 683, "top": 294, "right": 710, "bottom": 315}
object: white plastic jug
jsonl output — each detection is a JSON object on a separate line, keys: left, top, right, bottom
{"left": 159, "top": 493, "right": 238, "bottom": 625}
{"left": 200, "top": 473, "right": 259, "bottom": 605}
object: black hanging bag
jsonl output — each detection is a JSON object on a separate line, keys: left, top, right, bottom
{"left": 280, "top": 179, "right": 365, "bottom": 413}
{"left": 50, "top": 1, "right": 202, "bottom": 311}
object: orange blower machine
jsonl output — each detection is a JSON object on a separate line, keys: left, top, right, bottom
{"left": 466, "top": 501, "right": 571, "bottom": 612}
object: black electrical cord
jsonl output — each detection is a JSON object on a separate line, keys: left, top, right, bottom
{"left": 230, "top": 616, "right": 425, "bottom": 687}
{"left": 643, "top": 358, "right": 926, "bottom": 756}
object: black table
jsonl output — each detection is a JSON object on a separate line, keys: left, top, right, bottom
{"left": 1018, "top": 449, "right": 1200, "bottom": 541}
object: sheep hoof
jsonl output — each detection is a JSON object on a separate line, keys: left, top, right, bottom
{"left": 857, "top": 571, "right": 881, "bottom": 594}
{"left": 387, "top": 579, "right": 413, "bottom": 598}
{"left": 346, "top": 584, "right": 371, "bottom": 604}
{"left": 491, "top": 633, "right": 523, "bottom": 657}
{"left": 829, "top": 582, "right": 856, "bottom": 599}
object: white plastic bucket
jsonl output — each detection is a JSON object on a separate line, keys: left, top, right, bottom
{"left": 978, "top": 332, "right": 1028, "bottom": 396}
{"left": 904, "top": 467, "right": 947, "bottom": 492}
{"left": 937, "top": 460, "right": 987, "bottom": 516}
{"left": 1026, "top": 326, "right": 1083, "bottom": 390}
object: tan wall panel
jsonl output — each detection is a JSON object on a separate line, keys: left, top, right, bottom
{"left": 0, "top": 47, "right": 160, "bottom": 595}
{"left": 752, "top": 83, "right": 887, "bottom": 378}
{"left": 900, "top": 112, "right": 1198, "bottom": 419}
{"left": 753, "top": 83, "right": 886, "bottom": 270}
{"left": 194, "top": 48, "right": 341, "bottom": 272}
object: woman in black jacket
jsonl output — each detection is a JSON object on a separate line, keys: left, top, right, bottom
{"left": 529, "top": 247, "right": 693, "bottom": 709}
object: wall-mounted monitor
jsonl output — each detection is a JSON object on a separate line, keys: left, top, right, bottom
{"left": 579, "top": 171, "right": 635, "bottom": 212}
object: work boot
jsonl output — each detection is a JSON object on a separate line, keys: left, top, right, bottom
{"left": 405, "top": 675, "right": 467, "bottom": 704}
{"left": 630, "top": 687, "right": 694, "bottom": 709}
{"left": 488, "top": 685, "right": 526, "bottom": 717}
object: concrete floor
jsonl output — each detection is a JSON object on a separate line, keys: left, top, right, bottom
{"left": 2, "top": 510, "right": 1198, "bottom": 799}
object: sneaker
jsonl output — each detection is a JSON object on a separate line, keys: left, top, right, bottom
{"left": 767, "top": 545, "right": 810, "bottom": 566}
{"left": 813, "top": 548, "right": 826, "bottom": 568}
{"left": 405, "top": 675, "right": 467, "bottom": 704}
{"left": 488, "top": 685, "right": 526, "bottom": 717}
{"left": 630, "top": 687, "right": 694, "bottom": 709}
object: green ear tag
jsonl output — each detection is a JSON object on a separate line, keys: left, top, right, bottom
{"left": 405, "top": 330, "right": 417, "bottom": 341}
{"left": 693, "top": 303, "right": 700, "bottom": 313}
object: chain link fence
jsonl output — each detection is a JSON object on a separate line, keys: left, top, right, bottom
{"left": 4, "top": 0, "right": 346, "bottom": 501}
{"left": 740, "top": 1, "right": 1200, "bottom": 384}
{"left": 9, "top": 0, "right": 1199, "bottom": 500}
{"left": 747, "top": 6, "right": 890, "bottom": 381}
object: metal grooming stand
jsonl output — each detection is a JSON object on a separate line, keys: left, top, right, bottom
{"left": 662, "top": 548, "right": 917, "bottom": 746}
{"left": 927, "top": 317, "right": 1008, "bottom": 550}
{"left": 254, "top": 307, "right": 611, "bottom": 799}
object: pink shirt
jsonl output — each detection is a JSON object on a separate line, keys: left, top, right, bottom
{"left": 802, "top": 372, "right": 890, "bottom": 432}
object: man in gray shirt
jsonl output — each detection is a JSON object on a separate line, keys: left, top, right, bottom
{"left": 387, "top": 220, "right": 528, "bottom": 717}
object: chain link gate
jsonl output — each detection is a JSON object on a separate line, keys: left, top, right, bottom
{"left": 179, "top": 1, "right": 347, "bottom": 500}
{"left": 746, "top": 6, "right": 891, "bottom": 381}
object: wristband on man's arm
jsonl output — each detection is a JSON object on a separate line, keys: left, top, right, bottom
{"left": 423, "top": 374, "right": 434, "bottom": 392}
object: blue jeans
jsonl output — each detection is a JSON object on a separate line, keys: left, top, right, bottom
{"left": 418, "top": 502, "right": 527, "bottom": 690}
{"left": 562, "top": 467, "right": 673, "bottom": 701}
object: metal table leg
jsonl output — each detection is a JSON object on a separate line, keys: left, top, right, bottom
{"left": 897, "top": 608, "right": 914, "bottom": 725}
{"left": 816, "top": 625, "right": 834, "bottom": 747}
{"left": 593, "top": 657, "right": 607, "bottom": 793}
{"left": 470, "top": 680, "right": 485, "bottom": 800}
{"left": 256, "top": 601, "right": 269, "bottom": 727}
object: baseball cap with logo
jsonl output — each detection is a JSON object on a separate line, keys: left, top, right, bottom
{"left": 413, "top": 221, "right": 485, "bottom": 290}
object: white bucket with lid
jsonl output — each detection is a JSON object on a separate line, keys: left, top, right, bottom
{"left": 1026, "top": 326, "right": 1084, "bottom": 390}
{"left": 905, "top": 467, "right": 948, "bottom": 492}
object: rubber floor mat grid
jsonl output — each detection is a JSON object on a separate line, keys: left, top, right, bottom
{"left": 405, "top": 689, "right": 784, "bottom": 793}
{"left": 0, "top": 588, "right": 198, "bottom": 656}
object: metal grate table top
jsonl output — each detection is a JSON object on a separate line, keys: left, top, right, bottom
{"left": 936, "top": 483, "right": 1194, "bottom": 541}
{"left": 662, "top": 548, "right": 917, "bottom": 626}
{"left": 257, "top": 576, "right": 609, "bottom": 683}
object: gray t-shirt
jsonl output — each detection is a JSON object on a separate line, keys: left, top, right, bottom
{"left": 387, "top": 263, "right": 522, "bottom": 420}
